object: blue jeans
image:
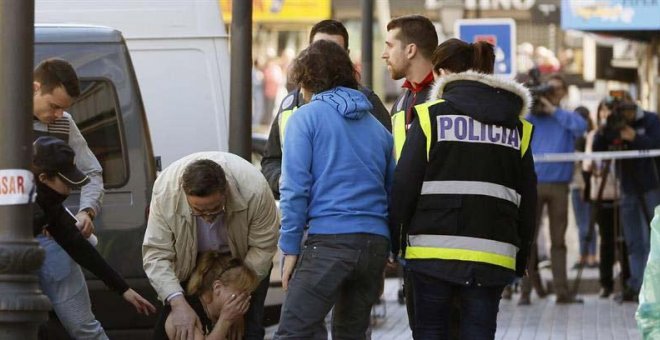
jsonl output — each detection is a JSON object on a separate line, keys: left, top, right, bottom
{"left": 37, "top": 235, "right": 108, "bottom": 340}
{"left": 409, "top": 271, "right": 504, "bottom": 340}
{"left": 571, "top": 188, "right": 596, "bottom": 256}
{"left": 274, "top": 233, "right": 388, "bottom": 340}
{"left": 620, "top": 188, "right": 660, "bottom": 291}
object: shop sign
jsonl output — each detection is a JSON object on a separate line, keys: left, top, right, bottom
{"left": 464, "top": 0, "right": 537, "bottom": 10}
{"left": 561, "top": 0, "right": 660, "bottom": 30}
{"left": 456, "top": 18, "right": 517, "bottom": 78}
{"left": 220, "top": 0, "right": 331, "bottom": 23}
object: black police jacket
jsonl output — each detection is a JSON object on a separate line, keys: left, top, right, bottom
{"left": 391, "top": 71, "right": 537, "bottom": 286}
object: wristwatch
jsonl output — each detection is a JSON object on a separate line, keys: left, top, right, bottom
{"left": 81, "top": 208, "right": 96, "bottom": 221}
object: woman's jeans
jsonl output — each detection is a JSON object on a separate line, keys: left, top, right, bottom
{"left": 274, "top": 233, "right": 388, "bottom": 340}
{"left": 620, "top": 189, "right": 660, "bottom": 292}
{"left": 571, "top": 188, "right": 596, "bottom": 257}
{"left": 37, "top": 235, "right": 108, "bottom": 340}
{"left": 409, "top": 271, "right": 504, "bottom": 340}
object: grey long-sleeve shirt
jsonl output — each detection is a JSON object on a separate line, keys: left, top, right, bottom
{"left": 33, "top": 112, "right": 104, "bottom": 214}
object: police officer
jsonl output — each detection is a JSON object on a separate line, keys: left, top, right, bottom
{"left": 381, "top": 15, "right": 437, "bottom": 163}
{"left": 390, "top": 38, "right": 537, "bottom": 339}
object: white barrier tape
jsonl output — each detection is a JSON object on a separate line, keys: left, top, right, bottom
{"left": 534, "top": 149, "right": 660, "bottom": 163}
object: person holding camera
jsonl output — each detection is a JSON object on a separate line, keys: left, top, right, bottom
{"left": 521, "top": 74, "right": 587, "bottom": 304}
{"left": 593, "top": 93, "right": 660, "bottom": 302}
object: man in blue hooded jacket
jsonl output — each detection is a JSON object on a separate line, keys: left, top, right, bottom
{"left": 274, "top": 40, "right": 394, "bottom": 339}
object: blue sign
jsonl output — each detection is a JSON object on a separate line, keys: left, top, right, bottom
{"left": 562, "top": 0, "right": 660, "bottom": 30}
{"left": 455, "top": 19, "right": 516, "bottom": 78}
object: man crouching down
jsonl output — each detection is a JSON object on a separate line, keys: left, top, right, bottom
{"left": 143, "top": 152, "right": 279, "bottom": 340}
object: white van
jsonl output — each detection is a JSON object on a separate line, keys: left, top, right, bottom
{"left": 36, "top": 0, "right": 231, "bottom": 168}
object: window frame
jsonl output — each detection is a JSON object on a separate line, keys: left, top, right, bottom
{"left": 70, "top": 76, "right": 130, "bottom": 189}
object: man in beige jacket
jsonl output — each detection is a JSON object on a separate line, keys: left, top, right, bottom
{"left": 143, "top": 152, "right": 279, "bottom": 340}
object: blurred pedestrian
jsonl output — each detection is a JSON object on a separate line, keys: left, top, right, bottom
{"left": 521, "top": 74, "right": 587, "bottom": 305}
{"left": 252, "top": 59, "right": 265, "bottom": 127}
{"left": 263, "top": 57, "right": 284, "bottom": 125}
{"left": 143, "top": 152, "right": 279, "bottom": 340}
{"left": 274, "top": 40, "right": 393, "bottom": 339}
{"left": 593, "top": 92, "right": 660, "bottom": 303}
{"left": 390, "top": 38, "right": 536, "bottom": 339}
{"left": 33, "top": 136, "right": 155, "bottom": 339}
{"left": 586, "top": 99, "right": 631, "bottom": 298}
{"left": 154, "top": 251, "right": 257, "bottom": 339}
{"left": 572, "top": 106, "right": 597, "bottom": 269}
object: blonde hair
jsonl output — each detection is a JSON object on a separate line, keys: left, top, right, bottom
{"left": 186, "top": 251, "right": 258, "bottom": 296}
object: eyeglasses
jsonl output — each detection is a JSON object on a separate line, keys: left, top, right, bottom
{"left": 190, "top": 205, "right": 225, "bottom": 218}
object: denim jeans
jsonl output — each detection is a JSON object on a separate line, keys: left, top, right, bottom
{"left": 274, "top": 233, "right": 389, "bottom": 340}
{"left": 409, "top": 271, "right": 504, "bottom": 340}
{"left": 571, "top": 188, "right": 596, "bottom": 256}
{"left": 620, "top": 188, "right": 660, "bottom": 291}
{"left": 37, "top": 235, "right": 108, "bottom": 340}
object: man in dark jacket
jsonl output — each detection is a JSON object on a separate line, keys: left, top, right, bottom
{"left": 261, "top": 19, "right": 390, "bottom": 198}
{"left": 593, "top": 97, "right": 660, "bottom": 302}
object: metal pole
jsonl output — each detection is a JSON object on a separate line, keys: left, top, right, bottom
{"left": 0, "top": 1, "right": 51, "bottom": 338}
{"left": 228, "top": 0, "right": 253, "bottom": 161}
{"left": 361, "top": 0, "right": 374, "bottom": 89}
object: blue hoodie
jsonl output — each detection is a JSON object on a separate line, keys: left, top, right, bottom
{"left": 527, "top": 108, "right": 587, "bottom": 183}
{"left": 279, "top": 86, "right": 394, "bottom": 255}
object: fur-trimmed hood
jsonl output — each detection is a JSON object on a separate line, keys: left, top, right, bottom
{"left": 428, "top": 70, "right": 532, "bottom": 127}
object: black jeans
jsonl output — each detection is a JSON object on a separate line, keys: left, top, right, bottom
{"left": 596, "top": 203, "right": 630, "bottom": 291}
{"left": 274, "top": 233, "right": 389, "bottom": 340}
{"left": 409, "top": 271, "right": 504, "bottom": 340}
{"left": 245, "top": 264, "right": 272, "bottom": 340}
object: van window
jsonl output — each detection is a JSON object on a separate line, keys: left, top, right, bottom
{"left": 68, "top": 79, "right": 128, "bottom": 188}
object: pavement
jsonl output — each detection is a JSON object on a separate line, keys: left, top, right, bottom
{"left": 264, "top": 202, "right": 643, "bottom": 339}
{"left": 265, "top": 278, "right": 641, "bottom": 340}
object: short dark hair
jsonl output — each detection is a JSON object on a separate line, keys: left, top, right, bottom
{"left": 34, "top": 58, "right": 81, "bottom": 98}
{"left": 181, "top": 160, "right": 227, "bottom": 197}
{"left": 432, "top": 38, "right": 495, "bottom": 74}
{"left": 289, "top": 40, "right": 358, "bottom": 94}
{"left": 547, "top": 74, "right": 567, "bottom": 90}
{"left": 574, "top": 106, "right": 594, "bottom": 131}
{"left": 309, "top": 20, "right": 349, "bottom": 50}
{"left": 386, "top": 15, "right": 438, "bottom": 59}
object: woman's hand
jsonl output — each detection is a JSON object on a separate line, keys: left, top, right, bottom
{"left": 122, "top": 288, "right": 157, "bottom": 316}
{"left": 220, "top": 292, "right": 251, "bottom": 322}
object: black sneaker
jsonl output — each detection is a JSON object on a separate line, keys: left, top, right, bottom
{"left": 502, "top": 285, "right": 513, "bottom": 300}
{"left": 518, "top": 295, "right": 531, "bottom": 306}
{"left": 599, "top": 287, "right": 613, "bottom": 298}
{"left": 556, "top": 294, "right": 584, "bottom": 304}
{"left": 614, "top": 287, "right": 639, "bottom": 304}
